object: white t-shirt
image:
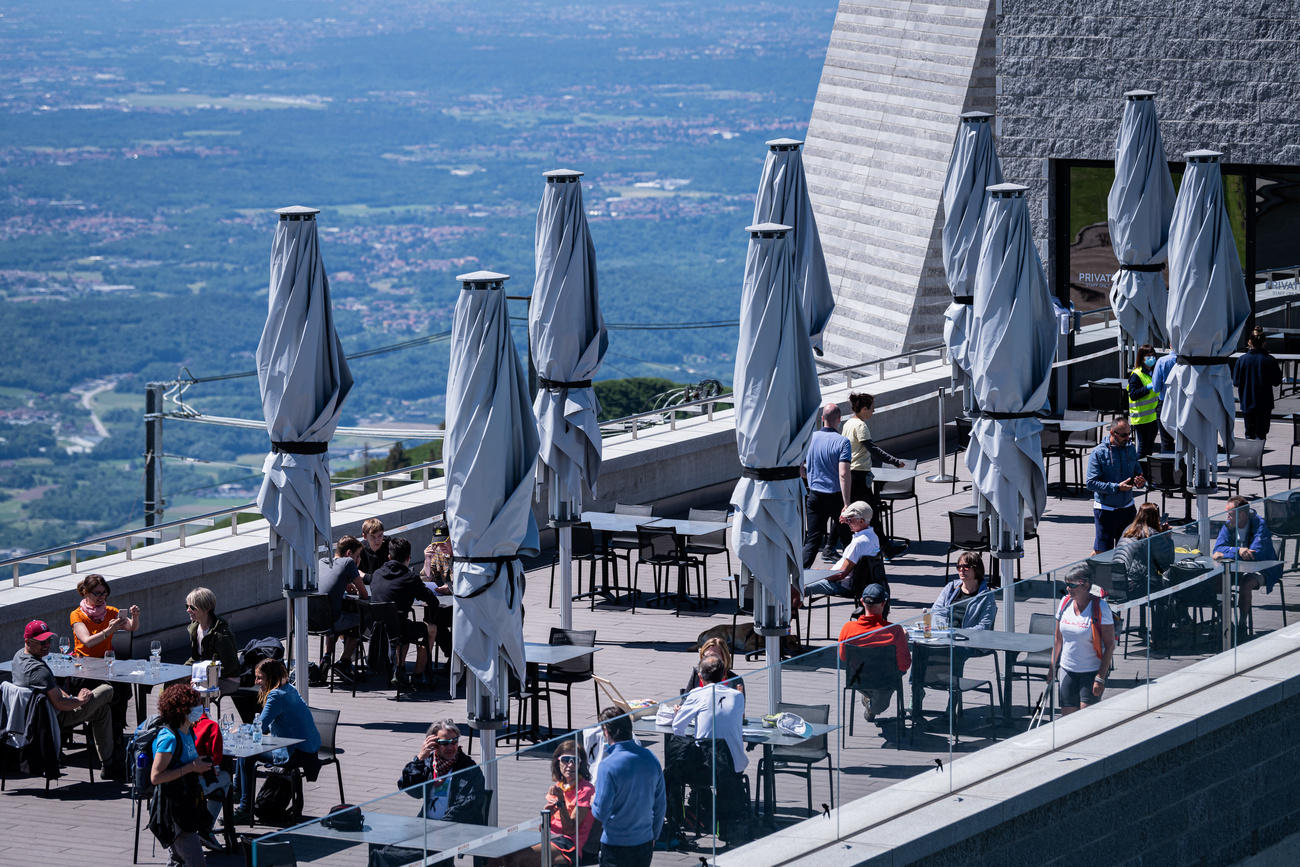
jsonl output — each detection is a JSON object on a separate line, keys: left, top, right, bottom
{"left": 842, "top": 527, "right": 880, "bottom": 564}
{"left": 1056, "top": 596, "right": 1114, "bottom": 673}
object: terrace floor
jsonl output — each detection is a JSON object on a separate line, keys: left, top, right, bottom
{"left": 1, "top": 416, "right": 1295, "bottom": 866}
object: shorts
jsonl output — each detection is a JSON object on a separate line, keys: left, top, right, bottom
{"left": 1058, "top": 668, "right": 1101, "bottom": 708}
{"left": 398, "top": 618, "right": 429, "bottom": 645}
{"left": 330, "top": 613, "right": 360, "bottom": 634}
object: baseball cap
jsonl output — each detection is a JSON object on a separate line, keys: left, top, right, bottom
{"left": 430, "top": 519, "right": 450, "bottom": 543}
{"left": 841, "top": 500, "right": 873, "bottom": 522}
{"left": 24, "top": 620, "right": 55, "bottom": 642}
{"left": 860, "top": 583, "right": 889, "bottom": 604}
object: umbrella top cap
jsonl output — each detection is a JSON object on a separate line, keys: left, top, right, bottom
{"left": 456, "top": 270, "right": 510, "bottom": 289}
{"left": 766, "top": 137, "right": 803, "bottom": 151}
{"left": 960, "top": 111, "right": 993, "bottom": 121}
{"left": 746, "top": 222, "right": 792, "bottom": 238}
{"left": 543, "top": 168, "right": 584, "bottom": 182}
{"left": 275, "top": 205, "right": 320, "bottom": 221}
{"left": 1124, "top": 89, "right": 1156, "bottom": 100}
{"left": 1185, "top": 149, "right": 1223, "bottom": 163}
{"left": 987, "top": 182, "right": 1028, "bottom": 198}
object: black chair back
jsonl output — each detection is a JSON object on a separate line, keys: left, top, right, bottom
{"left": 878, "top": 458, "right": 917, "bottom": 498}
{"left": 306, "top": 595, "right": 335, "bottom": 634}
{"left": 111, "top": 628, "right": 133, "bottom": 660}
{"left": 948, "top": 508, "right": 988, "bottom": 550}
{"left": 547, "top": 628, "right": 596, "bottom": 678}
{"left": 1147, "top": 454, "right": 1186, "bottom": 491}
{"left": 771, "top": 702, "right": 829, "bottom": 761}
{"left": 843, "top": 643, "right": 903, "bottom": 692}
{"left": 571, "top": 522, "right": 597, "bottom": 558}
{"left": 636, "top": 524, "right": 681, "bottom": 562}
{"left": 309, "top": 706, "right": 339, "bottom": 756}
{"left": 954, "top": 415, "right": 973, "bottom": 450}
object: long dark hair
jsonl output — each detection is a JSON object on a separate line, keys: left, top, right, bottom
{"left": 256, "top": 658, "right": 289, "bottom": 707}
{"left": 956, "top": 551, "right": 985, "bottom": 585}
{"left": 550, "top": 739, "right": 590, "bottom": 784}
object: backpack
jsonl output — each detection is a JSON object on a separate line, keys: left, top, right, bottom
{"left": 239, "top": 638, "right": 284, "bottom": 686}
{"left": 255, "top": 767, "right": 297, "bottom": 822}
{"left": 126, "top": 713, "right": 168, "bottom": 798}
{"left": 1057, "top": 595, "right": 1104, "bottom": 661}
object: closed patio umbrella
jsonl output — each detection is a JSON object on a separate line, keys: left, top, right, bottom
{"left": 942, "top": 112, "right": 1004, "bottom": 417}
{"left": 730, "top": 222, "right": 821, "bottom": 713}
{"left": 529, "top": 169, "right": 608, "bottom": 631}
{"left": 256, "top": 205, "right": 353, "bottom": 699}
{"left": 966, "top": 184, "right": 1056, "bottom": 628}
{"left": 445, "top": 270, "right": 540, "bottom": 818}
{"left": 1108, "top": 90, "right": 1175, "bottom": 373}
{"left": 1161, "top": 150, "right": 1251, "bottom": 562}
{"left": 752, "top": 138, "right": 835, "bottom": 355}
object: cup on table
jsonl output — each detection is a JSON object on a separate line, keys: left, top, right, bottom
{"left": 58, "top": 635, "right": 70, "bottom": 660}
{"left": 104, "top": 649, "right": 116, "bottom": 672}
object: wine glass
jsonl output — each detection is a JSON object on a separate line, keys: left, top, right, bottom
{"left": 150, "top": 640, "right": 162, "bottom": 658}
{"left": 221, "top": 712, "right": 236, "bottom": 739}
{"left": 58, "top": 635, "right": 70, "bottom": 660}
{"left": 104, "top": 649, "right": 116, "bottom": 671}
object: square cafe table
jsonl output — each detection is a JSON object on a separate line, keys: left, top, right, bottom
{"left": 518, "top": 641, "right": 602, "bottom": 743}
{"left": 0, "top": 655, "right": 195, "bottom": 725}
{"left": 222, "top": 735, "right": 305, "bottom": 847}
{"left": 906, "top": 627, "right": 1053, "bottom": 724}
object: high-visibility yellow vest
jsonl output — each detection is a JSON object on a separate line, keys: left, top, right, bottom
{"left": 1128, "top": 367, "right": 1158, "bottom": 425}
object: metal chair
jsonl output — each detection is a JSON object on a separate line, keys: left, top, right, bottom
{"left": 354, "top": 599, "right": 402, "bottom": 699}
{"left": 241, "top": 835, "right": 297, "bottom": 867}
{"left": 1223, "top": 438, "right": 1267, "bottom": 498}
{"left": 1262, "top": 494, "right": 1298, "bottom": 626}
{"left": 921, "top": 647, "right": 995, "bottom": 742}
{"left": 945, "top": 506, "right": 989, "bottom": 579}
{"left": 1088, "top": 380, "right": 1127, "bottom": 414}
{"left": 547, "top": 522, "right": 613, "bottom": 610}
{"left": 1147, "top": 454, "right": 1192, "bottom": 519}
{"left": 684, "top": 508, "right": 731, "bottom": 600}
{"left": 1013, "top": 613, "right": 1056, "bottom": 706}
{"left": 877, "top": 458, "right": 921, "bottom": 541}
{"left": 607, "top": 503, "right": 653, "bottom": 590}
{"left": 1040, "top": 424, "right": 1070, "bottom": 495}
{"left": 633, "top": 524, "right": 701, "bottom": 615}
{"left": 536, "top": 628, "right": 597, "bottom": 734}
{"left": 309, "top": 706, "right": 346, "bottom": 803}
{"left": 111, "top": 628, "right": 134, "bottom": 661}
{"left": 947, "top": 415, "right": 973, "bottom": 493}
{"left": 1061, "top": 410, "right": 1102, "bottom": 492}
{"left": 840, "top": 643, "right": 905, "bottom": 748}
{"left": 756, "top": 702, "right": 833, "bottom": 814}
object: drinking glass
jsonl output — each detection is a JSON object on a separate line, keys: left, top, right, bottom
{"left": 150, "top": 640, "right": 162, "bottom": 658}
{"left": 58, "top": 635, "right": 70, "bottom": 660}
{"left": 221, "top": 712, "right": 235, "bottom": 738}
{"left": 104, "top": 649, "right": 116, "bottom": 671}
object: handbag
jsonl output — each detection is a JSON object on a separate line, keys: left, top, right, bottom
{"left": 321, "top": 803, "right": 364, "bottom": 832}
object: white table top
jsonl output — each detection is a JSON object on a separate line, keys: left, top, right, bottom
{"left": 648, "top": 516, "right": 730, "bottom": 536}
{"left": 0, "top": 655, "right": 193, "bottom": 686}
{"left": 872, "top": 465, "right": 924, "bottom": 483}
{"left": 579, "top": 511, "right": 730, "bottom": 537}
{"left": 224, "top": 735, "right": 304, "bottom": 760}
{"left": 523, "top": 641, "right": 601, "bottom": 666}
{"left": 907, "top": 627, "right": 1052, "bottom": 653}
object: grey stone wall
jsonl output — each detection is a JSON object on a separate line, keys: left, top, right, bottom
{"left": 916, "top": 688, "right": 1300, "bottom": 866}
{"left": 803, "top": 0, "right": 997, "bottom": 366}
{"left": 996, "top": 0, "right": 1300, "bottom": 278}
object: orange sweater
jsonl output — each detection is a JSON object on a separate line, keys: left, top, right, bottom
{"left": 838, "top": 613, "right": 911, "bottom": 672}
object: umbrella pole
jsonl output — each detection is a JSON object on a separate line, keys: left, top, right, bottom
{"left": 282, "top": 547, "right": 311, "bottom": 704}
{"left": 559, "top": 526, "right": 573, "bottom": 631}
{"left": 927, "top": 386, "right": 956, "bottom": 484}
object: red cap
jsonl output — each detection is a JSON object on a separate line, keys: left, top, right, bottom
{"left": 24, "top": 620, "right": 55, "bottom": 642}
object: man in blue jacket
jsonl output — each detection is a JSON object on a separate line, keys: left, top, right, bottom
{"left": 1213, "top": 495, "right": 1282, "bottom": 632}
{"left": 1086, "top": 416, "right": 1146, "bottom": 554}
{"left": 592, "top": 706, "right": 666, "bottom": 866}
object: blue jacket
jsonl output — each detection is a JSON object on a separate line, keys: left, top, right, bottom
{"left": 1086, "top": 440, "right": 1143, "bottom": 509}
{"left": 258, "top": 683, "right": 320, "bottom": 763}
{"left": 1214, "top": 511, "right": 1283, "bottom": 591}
{"left": 931, "top": 579, "right": 997, "bottom": 630}
{"left": 1151, "top": 353, "right": 1177, "bottom": 399}
{"left": 592, "top": 739, "right": 666, "bottom": 846}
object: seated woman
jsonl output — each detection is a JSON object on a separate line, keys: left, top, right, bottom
{"left": 149, "top": 682, "right": 215, "bottom": 867}
{"left": 232, "top": 659, "right": 321, "bottom": 823}
{"left": 683, "top": 636, "right": 744, "bottom": 695}
{"left": 70, "top": 572, "right": 141, "bottom": 740}
{"left": 1112, "top": 503, "right": 1175, "bottom": 597}
{"left": 491, "top": 740, "right": 596, "bottom": 867}
{"left": 931, "top": 552, "right": 997, "bottom": 630}
{"left": 185, "top": 587, "right": 241, "bottom": 696}
{"left": 398, "top": 718, "right": 487, "bottom": 822}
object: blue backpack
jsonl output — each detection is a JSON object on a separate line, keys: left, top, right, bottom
{"left": 125, "top": 714, "right": 166, "bottom": 799}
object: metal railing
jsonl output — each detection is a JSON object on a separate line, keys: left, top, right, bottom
{"left": 816, "top": 342, "right": 947, "bottom": 389}
{"left": 1, "top": 459, "right": 446, "bottom": 588}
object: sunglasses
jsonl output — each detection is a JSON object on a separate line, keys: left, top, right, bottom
{"left": 955, "top": 564, "right": 974, "bottom": 572}
{"left": 1065, "top": 581, "right": 1088, "bottom": 589}
{"left": 88, "top": 587, "right": 110, "bottom": 598}
{"left": 1111, "top": 431, "right": 1131, "bottom": 441}
{"left": 557, "top": 755, "right": 578, "bottom": 764}
{"left": 433, "top": 738, "right": 459, "bottom": 746}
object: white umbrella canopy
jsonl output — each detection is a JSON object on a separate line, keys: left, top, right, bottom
{"left": 942, "top": 112, "right": 1004, "bottom": 412}
{"left": 966, "top": 185, "right": 1055, "bottom": 617}
{"left": 1161, "top": 151, "right": 1251, "bottom": 547}
{"left": 752, "top": 138, "right": 835, "bottom": 355}
{"left": 256, "top": 205, "right": 353, "bottom": 695}
{"left": 529, "top": 170, "right": 607, "bottom": 628}
{"left": 729, "top": 222, "right": 821, "bottom": 712}
{"left": 1108, "top": 90, "right": 1175, "bottom": 357}
{"left": 447, "top": 270, "right": 540, "bottom": 704}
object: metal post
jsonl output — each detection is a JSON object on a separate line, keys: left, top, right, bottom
{"left": 144, "top": 382, "right": 165, "bottom": 536}
{"left": 752, "top": 566, "right": 790, "bottom": 715}
{"left": 539, "top": 809, "right": 554, "bottom": 867}
{"left": 469, "top": 661, "right": 508, "bottom": 825}
{"left": 927, "top": 387, "right": 956, "bottom": 483}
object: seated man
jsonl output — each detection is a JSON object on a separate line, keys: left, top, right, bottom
{"left": 837, "top": 584, "right": 910, "bottom": 721}
{"left": 801, "top": 500, "right": 882, "bottom": 602}
{"left": 11, "top": 619, "right": 121, "bottom": 779}
{"left": 664, "top": 656, "right": 749, "bottom": 844}
{"left": 419, "top": 520, "right": 455, "bottom": 666}
{"left": 1213, "top": 495, "right": 1282, "bottom": 632}
{"left": 317, "top": 535, "right": 367, "bottom": 679}
{"left": 368, "top": 537, "right": 439, "bottom": 689}
{"left": 398, "top": 718, "right": 487, "bottom": 822}
{"left": 357, "top": 516, "right": 390, "bottom": 579}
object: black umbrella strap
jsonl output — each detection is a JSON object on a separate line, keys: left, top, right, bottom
{"left": 980, "top": 411, "right": 1040, "bottom": 420}
{"left": 741, "top": 466, "right": 802, "bottom": 481}
{"left": 538, "top": 377, "right": 592, "bottom": 390}
{"left": 1177, "top": 356, "right": 1234, "bottom": 366}
{"left": 272, "top": 441, "right": 328, "bottom": 455}
{"left": 454, "top": 557, "right": 522, "bottom": 608}
{"left": 952, "top": 295, "right": 974, "bottom": 305}
{"left": 1120, "top": 263, "right": 1164, "bottom": 272}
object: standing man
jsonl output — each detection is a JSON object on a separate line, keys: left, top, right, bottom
{"left": 1086, "top": 416, "right": 1145, "bottom": 555}
{"left": 842, "top": 392, "right": 904, "bottom": 549}
{"left": 1150, "top": 351, "right": 1177, "bottom": 451}
{"left": 802, "top": 402, "right": 852, "bottom": 568}
{"left": 1233, "top": 328, "right": 1283, "bottom": 440}
{"left": 1126, "top": 343, "right": 1160, "bottom": 461}
{"left": 592, "top": 706, "right": 666, "bottom": 867}
{"left": 11, "top": 620, "right": 120, "bottom": 779}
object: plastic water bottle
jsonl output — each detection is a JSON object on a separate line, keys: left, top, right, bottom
{"left": 252, "top": 727, "right": 263, "bottom": 748}
{"left": 149, "top": 651, "right": 160, "bottom": 675}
